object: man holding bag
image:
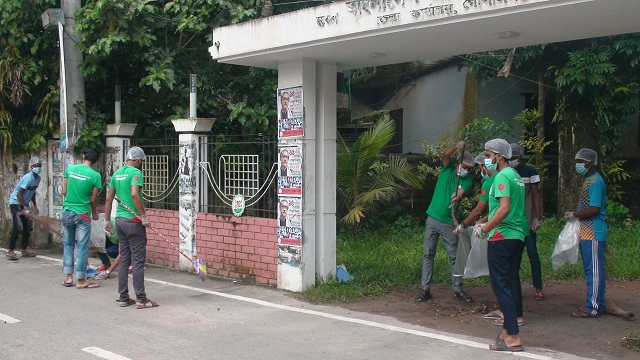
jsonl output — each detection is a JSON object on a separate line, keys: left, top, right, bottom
{"left": 565, "top": 148, "right": 607, "bottom": 318}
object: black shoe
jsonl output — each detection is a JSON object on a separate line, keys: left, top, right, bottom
{"left": 415, "top": 290, "right": 433, "bottom": 302}
{"left": 455, "top": 290, "right": 473, "bottom": 303}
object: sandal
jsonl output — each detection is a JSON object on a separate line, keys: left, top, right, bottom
{"left": 482, "top": 310, "right": 502, "bottom": 320}
{"left": 489, "top": 339, "right": 524, "bottom": 352}
{"left": 493, "top": 318, "right": 525, "bottom": 327}
{"left": 535, "top": 291, "right": 545, "bottom": 301}
{"left": 21, "top": 251, "right": 36, "bottom": 257}
{"left": 77, "top": 282, "right": 100, "bottom": 289}
{"left": 135, "top": 299, "right": 160, "bottom": 309}
{"left": 571, "top": 308, "right": 598, "bottom": 318}
{"left": 117, "top": 298, "right": 136, "bottom": 307}
{"left": 7, "top": 252, "right": 18, "bottom": 261}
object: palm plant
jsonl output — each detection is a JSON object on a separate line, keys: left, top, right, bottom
{"left": 337, "top": 115, "right": 423, "bottom": 231}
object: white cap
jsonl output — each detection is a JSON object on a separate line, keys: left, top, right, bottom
{"left": 127, "top": 147, "right": 146, "bottom": 161}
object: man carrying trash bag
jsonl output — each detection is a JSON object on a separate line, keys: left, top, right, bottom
{"left": 564, "top": 148, "right": 607, "bottom": 318}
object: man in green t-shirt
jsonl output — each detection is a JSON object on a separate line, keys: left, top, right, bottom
{"left": 104, "top": 146, "right": 158, "bottom": 309}
{"left": 417, "top": 141, "right": 475, "bottom": 303}
{"left": 473, "top": 139, "right": 525, "bottom": 352}
{"left": 61, "top": 147, "right": 102, "bottom": 289}
{"left": 455, "top": 152, "right": 498, "bottom": 233}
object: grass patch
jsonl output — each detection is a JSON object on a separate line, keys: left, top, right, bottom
{"left": 300, "top": 218, "right": 640, "bottom": 303}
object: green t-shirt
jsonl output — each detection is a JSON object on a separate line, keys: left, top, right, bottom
{"left": 107, "top": 217, "right": 119, "bottom": 244}
{"left": 426, "top": 163, "right": 473, "bottom": 224}
{"left": 479, "top": 174, "right": 496, "bottom": 203}
{"left": 487, "top": 167, "right": 525, "bottom": 241}
{"left": 109, "top": 165, "right": 144, "bottom": 219}
{"left": 62, "top": 164, "right": 102, "bottom": 215}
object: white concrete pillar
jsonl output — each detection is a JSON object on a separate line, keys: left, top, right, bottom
{"left": 104, "top": 123, "right": 137, "bottom": 219}
{"left": 277, "top": 59, "right": 337, "bottom": 291}
{"left": 172, "top": 119, "right": 215, "bottom": 270}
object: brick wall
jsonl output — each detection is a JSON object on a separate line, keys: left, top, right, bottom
{"left": 145, "top": 209, "right": 278, "bottom": 286}
{"left": 145, "top": 209, "right": 180, "bottom": 269}
{"left": 196, "top": 214, "right": 278, "bottom": 286}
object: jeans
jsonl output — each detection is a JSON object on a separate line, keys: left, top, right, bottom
{"left": 421, "top": 216, "right": 463, "bottom": 293}
{"left": 62, "top": 210, "right": 92, "bottom": 279}
{"left": 98, "top": 237, "right": 119, "bottom": 266}
{"left": 488, "top": 239, "right": 525, "bottom": 335}
{"left": 9, "top": 204, "right": 31, "bottom": 251}
{"left": 116, "top": 217, "right": 148, "bottom": 303}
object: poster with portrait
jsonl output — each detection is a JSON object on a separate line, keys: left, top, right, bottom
{"left": 277, "top": 86, "right": 304, "bottom": 138}
{"left": 53, "top": 176, "right": 64, "bottom": 206}
{"left": 277, "top": 144, "right": 302, "bottom": 197}
{"left": 277, "top": 196, "right": 302, "bottom": 265}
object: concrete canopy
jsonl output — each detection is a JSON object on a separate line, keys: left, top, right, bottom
{"left": 210, "top": 0, "right": 640, "bottom": 70}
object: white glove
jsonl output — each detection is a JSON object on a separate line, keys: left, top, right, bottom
{"left": 104, "top": 221, "right": 113, "bottom": 234}
{"left": 564, "top": 212, "right": 575, "bottom": 220}
{"left": 473, "top": 224, "right": 488, "bottom": 239}
{"left": 456, "top": 141, "right": 466, "bottom": 150}
{"left": 532, "top": 217, "right": 542, "bottom": 232}
{"left": 140, "top": 215, "right": 151, "bottom": 228}
{"left": 453, "top": 223, "right": 466, "bottom": 235}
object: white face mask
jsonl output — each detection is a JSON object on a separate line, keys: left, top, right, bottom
{"left": 508, "top": 159, "right": 519, "bottom": 168}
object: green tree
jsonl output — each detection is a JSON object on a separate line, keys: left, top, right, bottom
{"left": 0, "top": 0, "right": 59, "bottom": 153}
{"left": 337, "top": 116, "right": 423, "bottom": 232}
{"left": 467, "top": 35, "right": 640, "bottom": 215}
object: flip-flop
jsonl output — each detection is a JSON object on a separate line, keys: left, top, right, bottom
{"left": 493, "top": 318, "right": 525, "bottom": 327}
{"left": 135, "top": 299, "right": 159, "bottom": 309}
{"left": 571, "top": 308, "right": 598, "bottom": 318}
{"left": 7, "top": 253, "right": 18, "bottom": 261}
{"left": 482, "top": 310, "right": 502, "bottom": 320}
{"left": 490, "top": 339, "right": 524, "bottom": 352}
{"left": 117, "top": 298, "right": 136, "bottom": 307}
{"left": 76, "top": 282, "right": 100, "bottom": 289}
{"left": 62, "top": 281, "right": 75, "bottom": 287}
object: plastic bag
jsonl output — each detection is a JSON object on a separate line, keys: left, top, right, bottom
{"left": 453, "top": 229, "right": 472, "bottom": 277}
{"left": 551, "top": 219, "right": 580, "bottom": 271}
{"left": 89, "top": 213, "right": 106, "bottom": 251}
{"left": 464, "top": 229, "right": 489, "bottom": 278}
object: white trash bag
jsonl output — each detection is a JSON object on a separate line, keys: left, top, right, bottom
{"left": 551, "top": 219, "right": 580, "bottom": 271}
{"left": 89, "top": 213, "right": 106, "bottom": 251}
{"left": 464, "top": 229, "right": 489, "bottom": 278}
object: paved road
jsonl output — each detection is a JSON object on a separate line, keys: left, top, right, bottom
{"left": 1, "top": 248, "right": 587, "bottom": 360}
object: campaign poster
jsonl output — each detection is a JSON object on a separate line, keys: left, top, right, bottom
{"left": 277, "top": 196, "right": 302, "bottom": 250}
{"left": 277, "top": 86, "right": 304, "bottom": 138}
{"left": 277, "top": 144, "right": 302, "bottom": 197}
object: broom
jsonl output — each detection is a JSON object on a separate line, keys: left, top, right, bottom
{"left": 27, "top": 213, "right": 63, "bottom": 237}
{"left": 114, "top": 197, "right": 207, "bottom": 281}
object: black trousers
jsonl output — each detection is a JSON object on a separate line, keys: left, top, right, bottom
{"left": 9, "top": 204, "right": 31, "bottom": 251}
{"left": 488, "top": 239, "right": 525, "bottom": 335}
{"left": 523, "top": 231, "right": 543, "bottom": 290}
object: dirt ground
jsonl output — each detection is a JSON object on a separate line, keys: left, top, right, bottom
{"left": 336, "top": 280, "right": 640, "bottom": 359}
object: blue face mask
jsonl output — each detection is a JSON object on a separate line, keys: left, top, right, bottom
{"left": 481, "top": 171, "right": 489, "bottom": 180}
{"left": 484, "top": 156, "right": 498, "bottom": 171}
{"left": 32, "top": 167, "right": 42, "bottom": 174}
{"left": 457, "top": 166, "right": 468, "bottom": 177}
{"left": 575, "top": 163, "right": 588, "bottom": 176}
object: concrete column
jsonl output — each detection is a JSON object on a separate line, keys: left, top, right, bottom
{"left": 172, "top": 119, "right": 215, "bottom": 270}
{"left": 277, "top": 59, "right": 337, "bottom": 291}
{"left": 104, "top": 123, "right": 137, "bottom": 219}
